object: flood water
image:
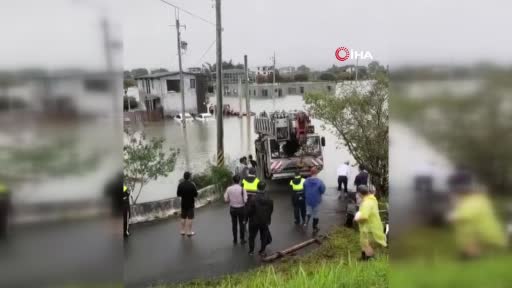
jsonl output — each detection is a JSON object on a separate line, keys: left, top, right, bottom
{"left": 137, "top": 95, "right": 357, "bottom": 203}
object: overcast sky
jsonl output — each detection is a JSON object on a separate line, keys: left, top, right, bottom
{"left": 0, "top": 0, "right": 510, "bottom": 71}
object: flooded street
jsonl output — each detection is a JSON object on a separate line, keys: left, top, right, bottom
{"left": 138, "top": 95, "right": 356, "bottom": 203}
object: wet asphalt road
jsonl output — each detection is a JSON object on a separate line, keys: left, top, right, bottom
{"left": 124, "top": 180, "right": 345, "bottom": 287}
{"left": 0, "top": 181, "right": 345, "bottom": 288}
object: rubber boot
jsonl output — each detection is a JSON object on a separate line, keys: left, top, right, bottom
{"left": 313, "top": 218, "right": 319, "bottom": 232}
{"left": 303, "top": 215, "right": 311, "bottom": 227}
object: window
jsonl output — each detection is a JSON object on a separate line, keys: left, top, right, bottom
{"left": 304, "top": 136, "right": 321, "bottom": 156}
{"left": 151, "top": 79, "right": 154, "bottom": 89}
{"left": 300, "top": 86, "right": 304, "bottom": 94}
{"left": 166, "top": 79, "right": 180, "bottom": 92}
{"left": 190, "top": 78, "right": 196, "bottom": 89}
{"left": 327, "top": 85, "right": 332, "bottom": 91}
{"left": 262, "top": 89, "right": 268, "bottom": 97}
{"left": 288, "top": 87, "right": 297, "bottom": 94}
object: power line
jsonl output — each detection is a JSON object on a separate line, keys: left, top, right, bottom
{"left": 159, "top": 0, "right": 216, "bottom": 27}
{"left": 195, "top": 39, "right": 216, "bottom": 66}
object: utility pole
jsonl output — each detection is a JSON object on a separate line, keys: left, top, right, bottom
{"left": 244, "top": 55, "right": 251, "bottom": 155}
{"left": 238, "top": 77, "right": 242, "bottom": 116}
{"left": 272, "top": 52, "right": 276, "bottom": 109}
{"left": 174, "top": 9, "right": 187, "bottom": 127}
{"left": 355, "top": 58, "right": 359, "bottom": 82}
{"left": 101, "top": 17, "right": 121, "bottom": 134}
{"left": 244, "top": 55, "right": 249, "bottom": 116}
{"left": 215, "top": 0, "right": 224, "bottom": 167}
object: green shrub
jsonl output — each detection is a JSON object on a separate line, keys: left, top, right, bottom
{"left": 191, "top": 164, "right": 233, "bottom": 191}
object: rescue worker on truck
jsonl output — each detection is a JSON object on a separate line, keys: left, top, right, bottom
{"left": 290, "top": 171, "right": 306, "bottom": 225}
{"left": 0, "top": 180, "right": 11, "bottom": 240}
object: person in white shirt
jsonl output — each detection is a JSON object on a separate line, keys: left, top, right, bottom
{"left": 337, "top": 161, "right": 350, "bottom": 196}
{"left": 224, "top": 175, "right": 248, "bottom": 244}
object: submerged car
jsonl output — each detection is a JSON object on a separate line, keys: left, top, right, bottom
{"left": 174, "top": 113, "right": 193, "bottom": 122}
{"left": 195, "top": 113, "right": 213, "bottom": 121}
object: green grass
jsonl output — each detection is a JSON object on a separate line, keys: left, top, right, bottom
{"left": 163, "top": 227, "right": 389, "bottom": 288}
{"left": 391, "top": 255, "right": 512, "bottom": 288}
{"left": 391, "top": 226, "right": 512, "bottom": 288}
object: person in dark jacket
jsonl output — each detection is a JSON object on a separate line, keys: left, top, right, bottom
{"left": 354, "top": 164, "right": 369, "bottom": 188}
{"left": 104, "top": 172, "right": 127, "bottom": 237}
{"left": 247, "top": 181, "right": 274, "bottom": 256}
{"left": 0, "top": 180, "right": 11, "bottom": 240}
{"left": 248, "top": 154, "right": 257, "bottom": 168}
{"left": 290, "top": 171, "right": 306, "bottom": 225}
{"left": 177, "top": 171, "right": 198, "bottom": 237}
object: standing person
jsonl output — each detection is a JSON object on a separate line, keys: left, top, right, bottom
{"left": 242, "top": 167, "right": 260, "bottom": 196}
{"left": 354, "top": 185, "right": 387, "bottom": 261}
{"left": 354, "top": 164, "right": 369, "bottom": 187}
{"left": 248, "top": 154, "right": 257, "bottom": 169}
{"left": 0, "top": 180, "right": 10, "bottom": 240}
{"left": 448, "top": 170, "right": 507, "bottom": 259}
{"left": 224, "top": 175, "right": 248, "bottom": 244}
{"left": 337, "top": 161, "right": 350, "bottom": 196}
{"left": 304, "top": 167, "right": 326, "bottom": 233}
{"left": 177, "top": 171, "right": 198, "bottom": 237}
{"left": 247, "top": 181, "right": 274, "bottom": 256}
{"left": 290, "top": 171, "right": 306, "bottom": 225}
{"left": 104, "top": 172, "right": 125, "bottom": 237}
{"left": 122, "top": 184, "right": 131, "bottom": 238}
{"left": 235, "top": 157, "right": 249, "bottom": 179}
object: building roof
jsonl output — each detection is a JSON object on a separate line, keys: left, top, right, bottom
{"left": 134, "top": 71, "right": 197, "bottom": 79}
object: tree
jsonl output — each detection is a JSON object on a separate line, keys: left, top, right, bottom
{"left": 305, "top": 73, "right": 389, "bottom": 196}
{"left": 123, "top": 131, "right": 179, "bottom": 204}
{"left": 151, "top": 68, "right": 169, "bottom": 74}
{"left": 131, "top": 68, "right": 149, "bottom": 78}
{"left": 297, "top": 65, "right": 311, "bottom": 74}
{"left": 336, "top": 71, "right": 353, "bottom": 81}
{"left": 124, "top": 70, "right": 133, "bottom": 79}
{"left": 319, "top": 72, "right": 336, "bottom": 81}
{"left": 391, "top": 71, "right": 512, "bottom": 195}
{"left": 294, "top": 73, "right": 309, "bottom": 82}
{"left": 124, "top": 79, "right": 137, "bottom": 90}
{"left": 368, "top": 61, "right": 386, "bottom": 78}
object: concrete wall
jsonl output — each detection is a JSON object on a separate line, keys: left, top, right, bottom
{"left": 129, "top": 184, "right": 222, "bottom": 224}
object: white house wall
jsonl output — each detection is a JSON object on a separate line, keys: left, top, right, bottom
{"left": 158, "top": 75, "right": 197, "bottom": 115}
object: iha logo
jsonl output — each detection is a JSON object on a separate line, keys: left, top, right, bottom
{"left": 335, "top": 47, "right": 373, "bottom": 62}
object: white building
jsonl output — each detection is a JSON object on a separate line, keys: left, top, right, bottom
{"left": 256, "top": 66, "right": 273, "bottom": 76}
{"left": 135, "top": 71, "right": 207, "bottom": 116}
{"left": 278, "top": 66, "right": 296, "bottom": 76}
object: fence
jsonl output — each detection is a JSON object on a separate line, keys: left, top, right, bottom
{"left": 129, "top": 184, "right": 222, "bottom": 224}
{"left": 123, "top": 110, "right": 163, "bottom": 124}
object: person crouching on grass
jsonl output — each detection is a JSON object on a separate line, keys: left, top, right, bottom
{"left": 354, "top": 185, "right": 387, "bottom": 261}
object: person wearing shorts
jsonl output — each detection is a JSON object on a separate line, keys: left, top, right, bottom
{"left": 177, "top": 171, "right": 198, "bottom": 237}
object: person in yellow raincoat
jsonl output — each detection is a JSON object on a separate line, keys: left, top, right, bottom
{"left": 355, "top": 185, "right": 387, "bottom": 261}
{"left": 449, "top": 171, "right": 507, "bottom": 258}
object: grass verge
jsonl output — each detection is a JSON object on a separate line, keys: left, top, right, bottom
{"left": 163, "top": 227, "right": 389, "bottom": 288}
